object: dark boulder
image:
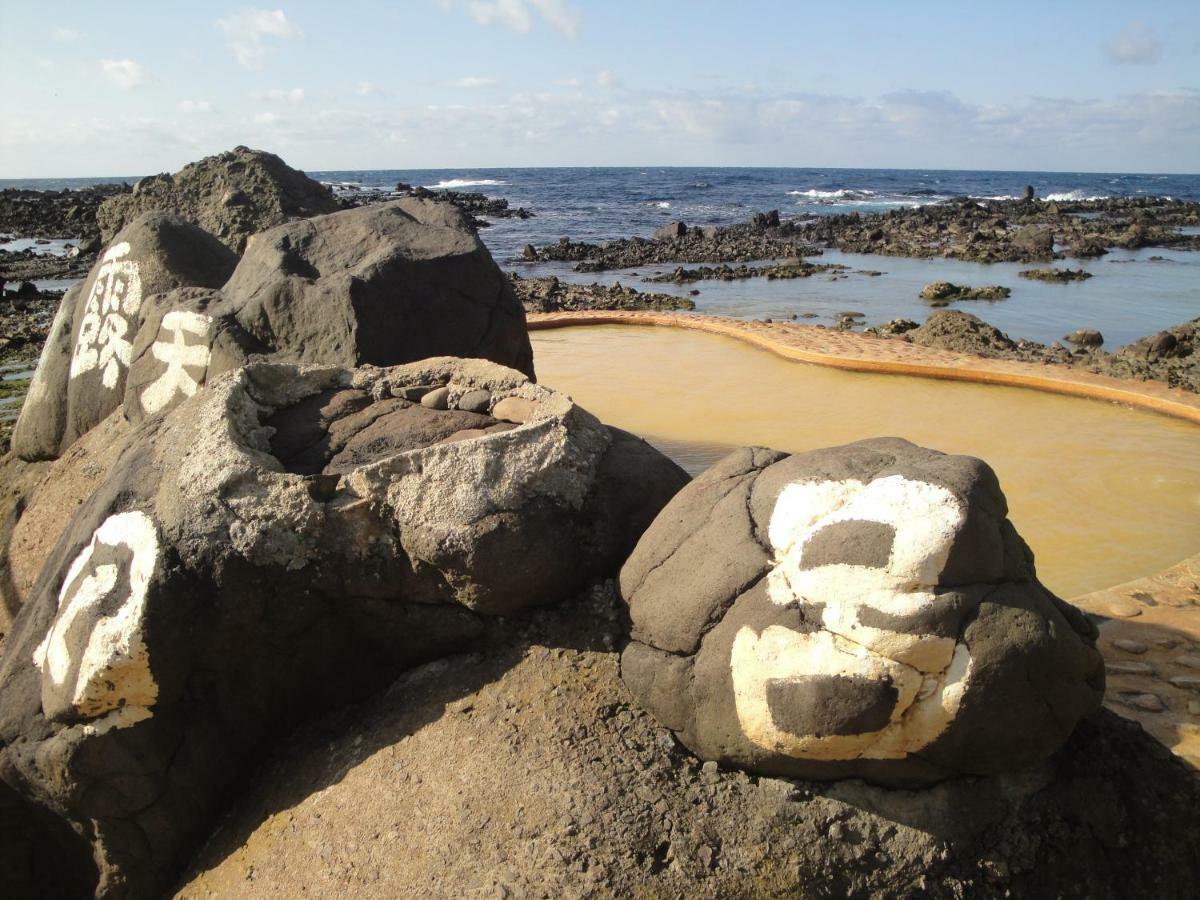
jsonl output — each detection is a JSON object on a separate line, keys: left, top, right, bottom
{"left": 0, "top": 358, "right": 686, "bottom": 897}
{"left": 10, "top": 215, "right": 237, "bottom": 460}
{"left": 909, "top": 310, "right": 1018, "bottom": 356}
{"left": 654, "top": 221, "right": 688, "bottom": 241}
{"left": 220, "top": 199, "right": 535, "bottom": 380}
{"left": 620, "top": 438, "right": 1103, "bottom": 786}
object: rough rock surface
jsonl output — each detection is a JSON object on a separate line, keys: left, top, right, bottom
{"left": 644, "top": 260, "right": 843, "bottom": 283}
{"left": 533, "top": 196, "right": 1199, "bottom": 269}
{"left": 11, "top": 215, "right": 237, "bottom": 460}
{"left": 172, "top": 583, "right": 1200, "bottom": 900}
{"left": 1019, "top": 267, "right": 1093, "bottom": 283}
{"left": 220, "top": 199, "right": 535, "bottom": 379}
{"left": 0, "top": 358, "right": 686, "bottom": 898}
{"left": 510, "top": 274, "right": 694, "bottom": 313}
{"left": 919, "top": 281, "right": 1010, "bottom": 302}
{"left": 908, "top": 310, "right": 1019, "bottom": 357}
{"left": 97, "top": 147, "right": 340, "bottom": 254}
{"left": 620, "top": 438, "right": 1104, "bottom": 785}
{"left": 1, "top": 413, "right": 131, "bottom": 628}
{"left": 903, "top": 311, "right": 1200, "bottom": 394}
{"left": 0, "top": 184, "right": 127, "bottom": 241}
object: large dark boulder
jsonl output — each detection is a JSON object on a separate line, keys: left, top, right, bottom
{"left": 96, "top": 146, "right": 341, "bottom": 254}
{"left": 620, "top": 438, "right": 1104, "bottom": 786}
{"left": 0, "top": 358, "right": 686, "bottom": 898}
{"left": 219, "top": 199, "right": 536, "bottom": 380}
{"left": 10, "top": 215, "right": 237, "bottom": 460}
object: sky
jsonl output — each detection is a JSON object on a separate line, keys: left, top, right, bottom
{"left": 1, "top": 1, "right": 1198, "bottom": 177}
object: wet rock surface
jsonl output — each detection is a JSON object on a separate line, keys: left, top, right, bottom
{"left": 900, "top": 311, "right": 1200, "bottom": 393}
{"left": 621, "top": 438, "right": 1104, "bottom": 785}
{"left": 510, "top": 274, "right": 694, "bottom": 312}
{"left": 1019, "top": 267, "right": 1093, "bottom": 283}
{"left": 533, "top": 196, "right": 1199, "bottom": 269}
{"left": 172, "top": 582, "right": 1200, "bottom": 900}
{"left": 0, "top": 358, "right": 686, "bottom": 899}
{"left": 97, "top": 147, "right": 341, "bottom": 255}
{"left": 919, "top": 281, "right": 1011, "bottom": 302}
{"left": 645, "top": 259, "right": 844, "bottom": 283}
{"left": 529, "top": 215, "right": 821, "bottom": 270}
{"left": 0, "top": 185, "right": 126, "bottom": 242}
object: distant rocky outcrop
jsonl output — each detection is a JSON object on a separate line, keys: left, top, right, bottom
{"left": 621, "top": 438, "right": 1104, "bottom": 785}
{"left": 510, "top": 274, "right": 694, "bottom": 313}
{"left": 919, "top": 281, "right": 1010, "bottom": 303}
{"left": 96, "top": 147, "right": 341, "bottom": 254}
{"left": 1019, "top": 267, "right": 1093, "bottom": 283}
{"left": 0, "top": 358, "right": 687, "bottom": 898}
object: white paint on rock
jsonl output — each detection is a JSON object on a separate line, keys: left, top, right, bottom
{"left": 140, "top": 310, "right": 213, "bottom": 413}
{"left": 731, "top": 475, "right": 974, "bottom": 760}
{"left": 69, "top": 241, "right": 143, "bottom": 389}
{"left": 32, "top": 510, "right": 160, "bottom": 723}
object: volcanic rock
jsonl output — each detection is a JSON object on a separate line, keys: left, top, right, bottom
{"left": 620, "top": 438, "right": 1104, "bottom": 785}
{"left": 1064, "top": 328, "right": 1104, "bottom": 349}
{"left": 919, "top": 282, "right": 1011, "bottom": 302}
{"left": 908, "top": 310, "right": 1018, "bottom": 356}
{"left": 10, "top": 214, "right": 237, "bottom": 460}
{"left": 1019, "top": 267, "right": 1093, "bottom": 283}
{"left": 0, "top": 357, "right": 687, "bottom": 898}
{"left": 97, "top": 146, "right": 340, "bottom": 254}
{"left": 220, "top": 199, "right": 535, "bottom": 379}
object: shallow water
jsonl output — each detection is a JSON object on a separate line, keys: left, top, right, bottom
{"left": 518, "top": 244, "right": 1200, "bottom": 348}
{"left": 531, "top": 325, "right": 1200, "bottom": 599}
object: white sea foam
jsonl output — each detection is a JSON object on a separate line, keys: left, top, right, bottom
{"left": 655, "top": 201, "right": 671, "bottom": 208}
{"left": 425, "top": 178, "right": 508, "bottom": 189}
{"left": 787, "top": 188, "right": 876, "bottom": 200}
{"left": 1043, "top": 190, "right": 1110, "bottom": 202}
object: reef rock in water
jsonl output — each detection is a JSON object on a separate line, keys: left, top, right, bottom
{"left": 620, "top": 437, "right": 1105, "bottom": 785}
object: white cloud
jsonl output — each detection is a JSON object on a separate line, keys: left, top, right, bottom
{"left": 356, "top": 81, "right": 379, "bottom": 96}
{"left": 216, "top": 8, "right": 302, "bottom": 68}
{"left": 254, "top": 111, "right": 281, "bottom": 125}
{"left": 597, "top": 69, "right": 618, "bottom": 87}
{"left": 178, "top": 99, "right": 215, "bottom": 113}
{"left": 100, "top": 59, "right": 145, "bottom": 90}
{"left": 452, "top": 76, "right": 496, "bottom": 88}
{"left": 52, "top": 27, "right": 82, "bottom": 42}
{"left": 256, "top": 87, "right": 306, "bottom": 103}
{"left": 556, "top": 77, "right": 581, "bottom": 87}
{"left": 1105, "top": 22, "right": 1162, "bottom": 65}
{"left": 444, "top": 0, "right": 580, "bottom": 37}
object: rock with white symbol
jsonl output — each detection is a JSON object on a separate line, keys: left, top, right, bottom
{"left": 219, "top": 198, "right": 535, "bottom": 379}
{"left": 0, "top": 357, "right": 686, "bottom": 897}
{"left": 11, "top": 213, "right": 237, "bottom": 460}
{"left": 620, "top": 437, "right": 1104, "bottom": 785}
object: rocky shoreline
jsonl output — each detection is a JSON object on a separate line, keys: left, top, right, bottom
{"left": 525, "top": 195, "right": 1200, "bottom": 271}
{"left": 1, "top": 147, "right": 1198, "bottom": 899}
{"left": 892, "top": 311, "right": 1200, "bottom": 394}
{"left": 510, "top": 274, "right": 694, "bottom": 313}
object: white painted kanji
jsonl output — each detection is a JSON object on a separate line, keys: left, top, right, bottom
{"left": 69, "top": 241, "right": 143, "bottom": 389}
{"left": 32, "top": 510, "right": 160, "bottom": 725}
{"left": 730, "top": 475, "right": 974, "bottom": 761}
{"left": 139, "top": 310, "right": 213, "bottom": 414}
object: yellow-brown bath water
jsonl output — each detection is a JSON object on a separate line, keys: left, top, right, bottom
{"left": 531, "top": 325, "right": 1200, "bottom": 599}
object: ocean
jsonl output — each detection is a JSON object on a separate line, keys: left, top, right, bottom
{"left": 5, "top": 166, "right": 1198, "bottom": 345}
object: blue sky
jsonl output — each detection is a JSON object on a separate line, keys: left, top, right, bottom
{"left": 1, "top": 1, "right": 1197, "bottom": 176}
